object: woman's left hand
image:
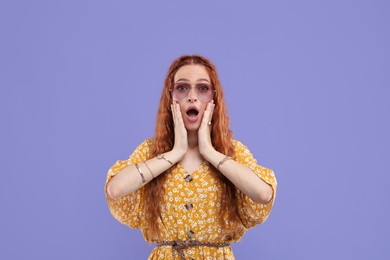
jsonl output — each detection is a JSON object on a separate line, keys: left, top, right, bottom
{"left": 198, "top": 100, "right": 215, "bottom": 156}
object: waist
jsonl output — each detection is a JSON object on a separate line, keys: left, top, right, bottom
{"left": 157, "top": 240, "right": 230, "bottom": 260}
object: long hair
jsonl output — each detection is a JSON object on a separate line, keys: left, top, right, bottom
{"left": 143, "top": 55, "right": 242, "bottom": 240}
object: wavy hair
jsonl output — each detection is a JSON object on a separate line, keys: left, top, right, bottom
{"left": 143, "top": 55, "right": 242, "bottom": 240}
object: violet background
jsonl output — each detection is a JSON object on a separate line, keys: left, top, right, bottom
{"left": 1, "top": 0, "right": 389, "bottom": 259}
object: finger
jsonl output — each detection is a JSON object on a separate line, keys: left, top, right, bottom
{"left": 172, "top": 103, "right": 177, "bottom": 126}
{"left": 171, "top": 103, "right": 174, "bottom": 123}
{"left": 209, "top": 104, "right": 215, "bottom": 125}
{"left": 176, "top": 103, "right": 181, "bottom": 128}
{"left": 209, "top": 103, "right": 215, "bottom": 126}
{"left": 173, "top": 103, "right": 179, "bottom": 123}
{"left": 176, "top": 103, "right": 185, "bottom": 127}
{"left": 201, "top": 101, "right": 213, "bottom": 127}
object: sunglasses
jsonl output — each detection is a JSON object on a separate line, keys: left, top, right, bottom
{"left": 170, "top": 82, "right": 216, "bottom": 101}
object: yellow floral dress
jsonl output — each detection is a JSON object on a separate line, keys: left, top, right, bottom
{"left": 104, "top": 138, "right": 277, "bottom": 260}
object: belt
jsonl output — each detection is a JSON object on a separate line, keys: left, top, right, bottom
{"left": 157, "top": 240, "right": 230, "bottom": 260}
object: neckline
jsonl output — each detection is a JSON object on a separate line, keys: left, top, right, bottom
{"left": 177, "top": 160, "right": 207, "bottom": 176}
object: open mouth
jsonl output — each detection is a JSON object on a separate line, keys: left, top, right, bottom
{"left": 186, "top": 107, "right": 199, "bottom": 120}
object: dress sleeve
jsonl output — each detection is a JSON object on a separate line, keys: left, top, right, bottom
{"left": 104, "top": 139, "right": 151, "bottom": 229}
{"left": 233, "top": 140, "right": 277, "bottom": 229}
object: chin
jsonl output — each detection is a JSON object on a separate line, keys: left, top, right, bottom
{"left": 185, "top": 124, "right": 201, "bottom": 132}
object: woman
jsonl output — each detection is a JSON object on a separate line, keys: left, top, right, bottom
{"left": 104, "top": 55, "right": 277, "bottom": 260}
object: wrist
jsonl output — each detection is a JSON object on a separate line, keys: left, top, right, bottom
{"left": 167, "top": 149, "right": 185, "bottom": 163}
{"left": 201, "top": 146, "right": 217, "bottom": 161}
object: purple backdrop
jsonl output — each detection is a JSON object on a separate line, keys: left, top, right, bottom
{"left": 1, "top": 0, "right": 389, "bottom": 259}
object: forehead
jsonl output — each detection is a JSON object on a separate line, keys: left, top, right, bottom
{"left": 174, "top": 64, "right": 210, "bottom": 82}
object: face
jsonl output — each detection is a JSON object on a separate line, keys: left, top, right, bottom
{"left": 172, "top": 64, "right": 214, "bottom": 132}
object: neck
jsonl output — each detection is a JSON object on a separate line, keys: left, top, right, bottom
{"left": 187, "top": 130, "right": 198, "bottom": 149}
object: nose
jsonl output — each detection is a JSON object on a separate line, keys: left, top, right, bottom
{"left": 187, "top": 87, "right": 198, "bottom": 102}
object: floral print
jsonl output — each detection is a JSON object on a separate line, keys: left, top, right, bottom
{"left": 105, "top": 139, "right": 277, "bottom": 259}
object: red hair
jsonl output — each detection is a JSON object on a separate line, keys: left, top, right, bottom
{"left": 143, "top": 55, "right": 242, "bottom": 240}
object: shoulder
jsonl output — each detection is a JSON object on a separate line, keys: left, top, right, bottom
{"left": 230, "top": 139, "right": 251, "bottom": 159}
{"left": 136, "top": 138, "right": 154, "bottom": 150}
{"left": 230, "top": 139, "right": 249, "bottom": 153}
{"left": 129, "top": 137, "right": 154, "bottom": 159}
{"left": 231, "top": 139, "right": 243, "bottom": 147}
{"left": 230, "top": 139, "right": 273, "bottom": 173}
{"left": 144, "top": 138, "right": 154, "bottom": 148}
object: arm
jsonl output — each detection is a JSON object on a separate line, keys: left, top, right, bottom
{"left": 107, "top": 102, "right": 189, "bottom": 199}
{"left": 197, "top": 101, "right": 273, "bottom": 205}
{"left": 202, "top": 148, "right": 273, "bottom": 205}
{"left": 107, "top": 149, "right": 183, "bottom": 199}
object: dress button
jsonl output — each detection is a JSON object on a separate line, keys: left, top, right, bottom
{"left": 185, "top": 203, "right": 193, "bottom": 210}
{"left": 184, "top": 174, "right": 193, "bottom": 182}
{"left": 187, "top": 230, "right": 195, "bottom": 239}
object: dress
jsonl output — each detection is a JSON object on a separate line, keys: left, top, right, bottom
{"left": 104, "top": 138, "right": 277, "bottom": 260}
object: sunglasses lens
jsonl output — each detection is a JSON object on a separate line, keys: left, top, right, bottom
{"left": 197, "top": 86, "right": 213, "bottom": 100}
{"left": 173, "top": 85, "right": 189, "bottom": 99}
{"left": 172, "top": 84, "right": 214, "bottom": 100}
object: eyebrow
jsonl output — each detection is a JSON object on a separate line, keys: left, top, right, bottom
{"left": 175, "top": 78, "right": 210, "bottom": 83}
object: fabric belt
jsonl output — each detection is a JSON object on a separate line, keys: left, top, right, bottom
{"left": 157, "top": 240, "right": 230, "bottom": 260}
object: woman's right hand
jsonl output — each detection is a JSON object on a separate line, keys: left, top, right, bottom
{"left": 171, "top": 102, "right": 188, "bottom": 159}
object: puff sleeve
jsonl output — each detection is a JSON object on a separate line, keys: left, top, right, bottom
{"left": 233, "top": 140, "right": 277, "bottom": 229}
{"left": 104, "top": 139, "right": 152, "bottom": 229}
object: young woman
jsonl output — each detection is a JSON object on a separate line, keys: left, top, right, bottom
{"left": 104, "top": 55, "right": 277, "bottom": 260}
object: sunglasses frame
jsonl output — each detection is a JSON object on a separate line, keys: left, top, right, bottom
{"left": 169, "top": 83, "right": 217, "bottom": 101}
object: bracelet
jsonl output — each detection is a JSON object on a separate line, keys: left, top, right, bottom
{"left": 143, "top": 161, "right": 155, "bottom": 179}
{"left": 135, "top": 164, "right": 146, "bottom": 183}
{"left": 217, "top": 155, "right": 232, "bottom": 171}
{"left": 157, "top": 153, "right": 173, "bottom": 165}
